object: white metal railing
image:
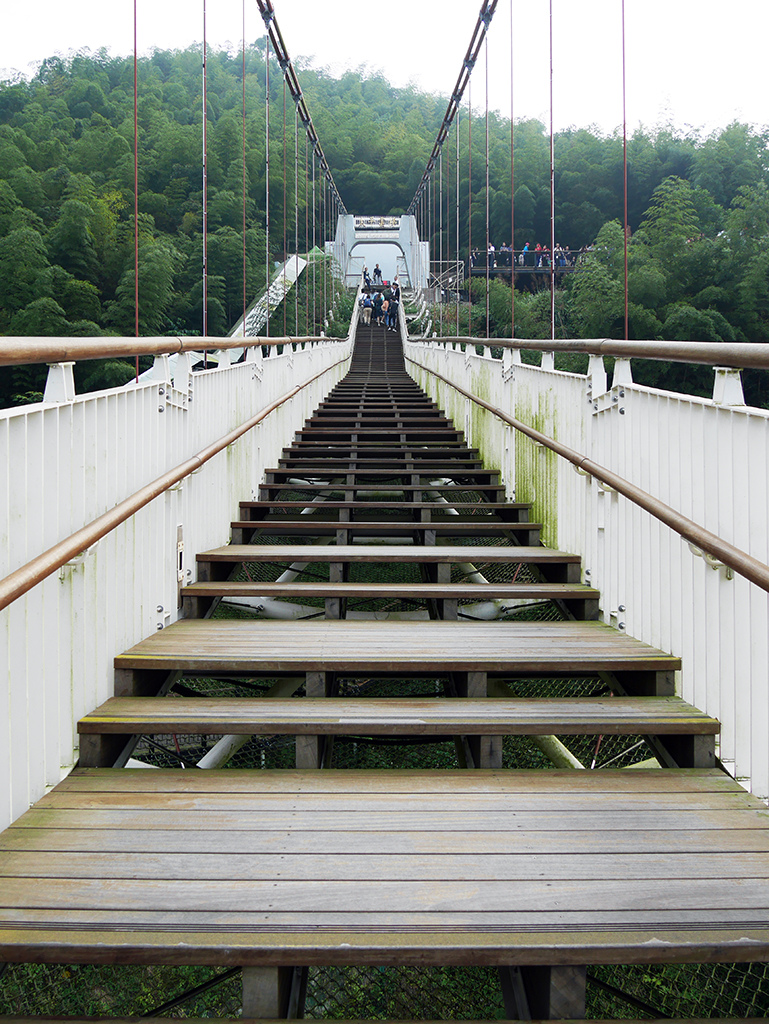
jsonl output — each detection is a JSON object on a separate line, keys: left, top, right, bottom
{"left": 404, "top": 337, "right": 769, "bottom": 798}
{"left": 0, "top": 336, "right": 352, "bottom": 830}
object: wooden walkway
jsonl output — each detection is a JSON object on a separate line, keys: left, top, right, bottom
{"left": 2, "top": 318, "right": 769, "bottom": 1010}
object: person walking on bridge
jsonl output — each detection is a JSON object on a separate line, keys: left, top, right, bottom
{"left": 372, "top": 290, "right": 383, "bottom": 325}
{"left": 373, "top": 264, "right": 383, "bottom": 285}
{"left": 387, "top": 293, "right": 399, "bottom": 332}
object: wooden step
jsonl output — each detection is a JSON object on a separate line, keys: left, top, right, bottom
{"left": 276, "top": 458, "right": 486, "bottom": 471}
{"left": 114, "top": 619, "right": 680, "bottom": 679}
{"left": 294, "top": 429, "right": 465, "bottom": 441}
{"left": 283, "top": 443, "right": 479, "bottom": 453}
{"left": 181, "top": 579, "right": 599, "bottom": 620}
{"left": 3, "top": 768, "right": 768, "bottom": 966}
{"left": 239, "top": 501, "right": 532, "bottom": 520}
{"left": 264, "top": 468, "right": 500, "bottom": 482}
{"left": 258, "top": 484, "right": 507, "bottom": 499}
{"left": 229, "top": 520, "right": 541, "bottom": 544}
{"left": 196, "top": 544, "right": 580, "bottom": 584}
{"left": 79, "top": 696, "right": 719, "bottom": 738}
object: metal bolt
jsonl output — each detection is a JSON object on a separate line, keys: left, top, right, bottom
{"left": 156, "top": 623, "right": 164, "bottom": 630}
{"left": 619, "top": 407, "right": 625, "bottom": 414}
{"left": 618, "top": 622, "right": 626, "bottom": 630}
{"left": 157, "top": 605, "right": 164, "bottom": 613}
{"left": 618, "top": 604, "right": 626, "bottom": 612}
{"left": 159, "top": 387, "right": 165, "bottom": 395}
{"left": 619, "top": 389, "right": 625, "bottom": 397}
{"left": 585, "top": 569, "right": 591, "bottom": 576}
{"left": 158, "top": 406, "right": 165, "bottom": 412}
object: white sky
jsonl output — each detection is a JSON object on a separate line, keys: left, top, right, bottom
{"left": 1, "top": 0, "right": 766, "bottom": 138}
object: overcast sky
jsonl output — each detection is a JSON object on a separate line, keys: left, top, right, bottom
{"left": 2, "top": 0, "right": 765, "bottom": 137}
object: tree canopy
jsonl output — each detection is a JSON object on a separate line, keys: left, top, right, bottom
{"left": 1, "top": 43, "right": 768, "bottom": 406}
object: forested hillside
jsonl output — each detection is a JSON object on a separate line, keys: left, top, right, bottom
{"left": 1, "top": 40, "right": 768, "bottom": 381}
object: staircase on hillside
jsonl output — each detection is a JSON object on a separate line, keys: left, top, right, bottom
{"left": 2, "top": 314, "right": 769, "bottom": 1020}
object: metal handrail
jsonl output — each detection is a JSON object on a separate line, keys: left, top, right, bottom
{"left": 404, "top": 355, "right": 769, "bottom": 593}
{"left": 0, "top": 335, "right": 333, "bottom": 368}
{"left": 0, "top": 356, "right": 349, "bottom": 611}
{"left": 414, "top": 336, "right": 769, "bottom": 371}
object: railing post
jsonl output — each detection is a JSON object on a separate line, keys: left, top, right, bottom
{"left": 148, "top": 354, "right": 172, "bottom": 382}
{"left": 173, "top": 351, "right": 194, "bottom": 394}
{"left": 612, "top": 356, "right": 633, "bottom": 387}
{"left": 713, "top": 366, "right": 745, "bottom": 406}
{"left": 588, "top": 354, "right": 607, "bottom": 396}
{"left": 43, "top": 362, "right": 76, "bottom": 403}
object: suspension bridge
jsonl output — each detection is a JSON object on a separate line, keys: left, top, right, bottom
{"left": 2, "top": 1, "right": 769, "bottom": 1021}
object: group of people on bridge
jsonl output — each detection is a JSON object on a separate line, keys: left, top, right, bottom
{"left": 360, "top": 270, "right": 401, "bottom": 332}
{"left": 471, "top": 242, "right": 582, "bottom": 269}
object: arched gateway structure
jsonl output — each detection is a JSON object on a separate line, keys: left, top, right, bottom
{"left": 334, "top": 214, "right": 429, "bottom": 290}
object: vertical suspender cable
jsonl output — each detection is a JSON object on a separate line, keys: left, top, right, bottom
{"left": 510, "top": 0, "right": 515, "bottom": 339}
{"left": 549, "top": 0, "right": 555, "bottom": 342}
{"left": 485, "top": 31, "right": 490, "bottom": 339}
{"left": 283, "top": 77, "right": 287, "bottom": 337}
{"left": 428, "top": 174, "right": 432, "bottom": 293}
{"left": 264, "top": 34, "right": 270, "bottom": 338}
{"left": 439, "top": 148, "right": 443, "bottom": 335}
{"left": 622, "top": 0, "right": 629, "bottom": 340}
{"left": 468, "top": 79, "right": 472, "bottom": 336}
{"left": 304, "top": 131, "right": 309, "bottom": 332}
{"left": 133, "top": 0, "right": 139, "bottom": 377}
{"left": 456, "top": 114, "right": 460, "bottom": 332}
{"left": 242, "top": 0, "right": 247, "bottom": 334}
{"left": 323, "top": 175, "right": 328, "bottom": 326}
{"left": 202, "top": 0, "right": 208, "bottom": 350}
{"left": 294, "top": 104, "right": 299, "bottom": 335}
{"left": 312, "top": 151, "right": 316, "bottom": 333}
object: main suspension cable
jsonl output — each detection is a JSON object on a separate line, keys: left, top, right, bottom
{"left": 255, "top": 0, "right": 347, "bottom": 214}
{"left": 406, "top": 0, "right": 498, "bottom": 218}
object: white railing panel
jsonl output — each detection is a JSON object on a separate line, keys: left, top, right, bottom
{"left": 0, "top": 339, "right": 351, "bottom": 830}
{"left": 404, "top": 338, "right": 769, "bottom": 798}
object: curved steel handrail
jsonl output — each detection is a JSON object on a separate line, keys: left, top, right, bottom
{"left": 0, "top": 355, "right": 349, "bottom": 611}
{"left": 404, "top": 355, "right": 769, "bottom": 593}
{"left": 416, "top": 336, "right": 769, "bottom": 371}
{"left": 0, "top": 335, "right": 333, "bottom": 368}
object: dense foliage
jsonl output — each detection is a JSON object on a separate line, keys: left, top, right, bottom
{"left": 0, "top": 41, "right": 768, "bottom": 403}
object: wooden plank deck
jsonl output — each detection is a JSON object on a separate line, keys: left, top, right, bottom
{"left": 113, "top": 619, "right": 681, "bottom": 674}
{"left": 2, "top": 769, "right": 769, "bottom": 966}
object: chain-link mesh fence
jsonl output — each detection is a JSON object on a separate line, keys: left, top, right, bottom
{"left": 5, "top": 959, "right": 769, "bottom": 1018}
